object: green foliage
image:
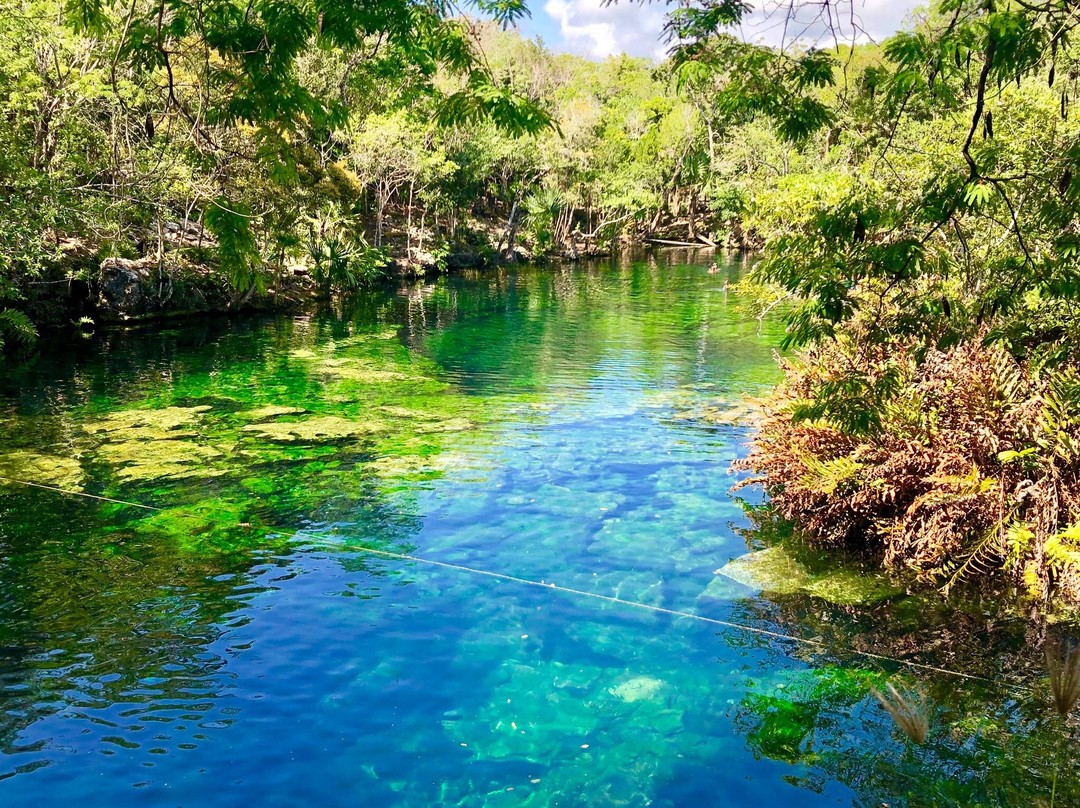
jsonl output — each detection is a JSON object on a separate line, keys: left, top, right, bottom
{"left": 309, "top": 231, "right": 390, "bottom": 292}
{"left": 204, "top": 200, "right": 262, "bottom": 295}
{"left": 667, "top": 1, "right": 1080, "bottom": 608}
{"left": 0, "top": 0, "right": 561, "bottom": 346}
{"left": 0, "top": 309, "right": 37, "bottom": 350}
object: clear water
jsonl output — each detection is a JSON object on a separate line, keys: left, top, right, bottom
{"left": 0, "top": 252, "right": 1075, "bottom": 807}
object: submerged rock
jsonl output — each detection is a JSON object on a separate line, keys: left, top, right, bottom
{"left": 316, "top": 358, "right": 414, "bottom": 384}
{"left": 697, "top": 573, "right": 757, "bottom": 602}
{"left": 240, "top": 415, "right": 383, "bottom": 443}
{"left": 83, "top": 405, "right": 211, "bottom": 440}
{"left": 610, "top": 676, "right": 665, "bottom": 703}
{"left": 0, "top": 451, "right": 85, "bottom": 491}
{"left": 78, "top": 406, "right": 230, "bottom": 481}
{"left": 95, "top": 438, "right": 227, "bottom": 481}
{"left": 717, "top": 547, "right": 811, "bottom": 595}
{"left": 239, "top": 405, "right": 307, "bottom": 421}
{"left": 803, "top": 569, "right": 903, "bottom": 606}
{"left": 714, "top": 546, "right": 902, "bottom": 606}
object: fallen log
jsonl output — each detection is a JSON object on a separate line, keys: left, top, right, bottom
{"left": 645, "top": 238, "right": 715, "bottom": 247}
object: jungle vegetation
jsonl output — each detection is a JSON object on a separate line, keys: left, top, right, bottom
{"left": 0, "top": 0, "right": 739, "bottom": 336}
{"left": 668, "top": 0, "right": 1080, "bottom": 610}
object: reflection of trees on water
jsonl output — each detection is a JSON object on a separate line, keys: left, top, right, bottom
{"left": 388, "top": 253, "right": 780, "bottom": 399}
{"left": 0, "top": 477, "right": 420, "bottom": 771}
{"left": 0, "top": 305, "right": 448, "bottom": 772}
{"left": 0, "top": 487, "right": 248, "bottom": 764}
{"left": 723, "top": 509, "right": 1080, "bottom": 807}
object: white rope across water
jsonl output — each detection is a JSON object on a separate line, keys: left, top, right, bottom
{"left": 0, "top": 473, "right": 1029, "bottom": 691}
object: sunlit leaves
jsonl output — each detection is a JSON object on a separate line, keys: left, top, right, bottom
{"left": 962, "top": 181, "right": 993, "bottom": 210}
{"left": 663, "top": 0, "right": 751, "bottom": 44}
{"left": 203, "top": 198, "right": 263, "bottom": 295}
{"left": 64, "top": 0, "right": 109, "bottom": 34}
{"left": 438, "top": 72, "right": 553, "bottom": 136}
{"left": 0, "top": 309, "right": 38, "bottom": 351}
{"left": 793, "top": 50, "right": 836, "bottom": 90}
{"left": 471, "top": 0, "right": 532, "bottom": 27}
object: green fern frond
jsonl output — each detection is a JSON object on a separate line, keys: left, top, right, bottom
{"left": 0, "top": 309, "right": 37, "bottom": 351}
{"left": 943, "top": 522, "right": 1005, "bottom": 595}
{"left": 797, "top": 452, "right": 864, "bottom": 495}
{"left": 910, "top": 464, "right": 996, "bottom": 513}
{"left": 1046, "top": 524, "right": 1080, "bottom": 578}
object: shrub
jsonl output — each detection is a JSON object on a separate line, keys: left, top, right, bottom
{"left": 735, "top": 339, "right": 1080, "bottom": 605}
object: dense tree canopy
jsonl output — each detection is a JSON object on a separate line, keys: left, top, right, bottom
{"left": 0, "top": 0, "right": 746, "bottom": 346}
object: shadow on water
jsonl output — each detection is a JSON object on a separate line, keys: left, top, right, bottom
{"left": 0, "top": 250, "right": 1075, "bottom": 806}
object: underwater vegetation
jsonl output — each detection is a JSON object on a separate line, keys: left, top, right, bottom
{"left": 0, "top": 259, "right": 1077, "bottom": 807}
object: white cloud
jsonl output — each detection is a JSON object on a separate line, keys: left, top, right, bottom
{"left": 544, "top": 0, "right": 669, "bottom": 61}
{"left": 542, "top": 0, "right": 922, "bottom": 61}
{"left": 738, "top": 0, "right": 922, "bottom": 49}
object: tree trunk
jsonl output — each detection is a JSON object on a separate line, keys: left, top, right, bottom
{"left": 406, "top": 179, "right": 415, "bottom": 257}
{"left": 687, "top": 187, "right": 697, "bottom": 241}
{"left": 500, "top": 191, "right": 522, "bottom": 261}
{"left": 376, "top": 185, "right": 387, "bottom": 248}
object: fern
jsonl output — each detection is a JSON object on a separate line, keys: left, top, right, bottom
{"left": 1046, "top": 524, "right": 1080, "bottom": 578}
{"left": 988, "top": 344, "right": 1027, "bottom": 410}
{"left": 1004, "top": 520, "right": 1036, "bottom": 572}
{"left": 797, "top": 452, "right": 864, "bottom": 496}
{"left": 909, "top": 463, "right": 996, "bottom": 514}
{"left": 943, "top": 520, "right": 1009, "bottom": 595}
{"left": 0, "top": 308, "right": 37, "bottom": 351}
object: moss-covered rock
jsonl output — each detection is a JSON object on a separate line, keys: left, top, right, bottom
{"left": 803, "top": 569, "right": 904, "bottom": 606}
{"left": 83, "top": 405, "right": 212, "bottom": 441}
{"left": 240, "top": 415, "right": 384, "bottom": 443}
{"left": 0, "top": 450, "right": 85, "bottom": 491}
{"left": 316, "top": 358, "right": 415, "bottom": 384}
{"left": 239, "top": 405, "right": 307, "bottom": 421}
{"left": 95, "top": 438, "right": 227, "bottom": 481}
{"left": 715, "top": 546, "right": 903, "bottom": 605}
{"left": 716, "top": 547, "right": 811, "bottom": 595}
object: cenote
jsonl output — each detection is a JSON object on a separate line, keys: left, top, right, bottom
{"left": 0, "top": 252, "right": 1076, "bottom": 807}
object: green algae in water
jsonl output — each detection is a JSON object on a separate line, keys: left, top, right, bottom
{"left": 83, "top": 405, "right": 212, "bottom": 437}
{"left": 717, "top": 547, "right": 811, "bottom": 595}
{"left": 119, "top": 498, "right": 277, "bottom": 553}
{"left": 0, "top": 450, "right": 85, "bottom": 491}
{"left": 238, "top": 405, "right": 307, "bottom": 421}
{"left": 716, "top": 545, "right": 903, "bottom": 605}
{"left": 240, "top": 415, "right": 387, "bottom": 443}
{"left": 95, "top": 438, "right": 229, "bottom": 481}
{"left": 803, "top": 569, "right": 904, "bottom": 606}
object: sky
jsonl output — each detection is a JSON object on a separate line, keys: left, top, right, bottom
{"left": 514, "top": 0, "right": 925, "bottom": 62}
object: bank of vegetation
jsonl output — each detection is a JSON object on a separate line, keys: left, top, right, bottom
{"left": 671, "top": 0, "right": 1080, "bottom": 612}
{"left": 0, "top": 0, "right": 756, "bottom": 332}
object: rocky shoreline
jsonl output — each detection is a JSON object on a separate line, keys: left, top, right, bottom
{"left": 23, "top": 240, "right": 702, "bottom": 331}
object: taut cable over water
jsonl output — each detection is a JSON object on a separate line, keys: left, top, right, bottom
{"left": 0, "top": 473, "right": 1025, "bottom": 691}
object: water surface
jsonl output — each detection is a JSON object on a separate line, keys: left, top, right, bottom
{"left": 0, "top": 252, "right": 1075, "bottom": 807}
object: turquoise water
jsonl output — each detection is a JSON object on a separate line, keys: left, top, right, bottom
{"left": 0, "top": 252, "right": 1076, "bottom": 806}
